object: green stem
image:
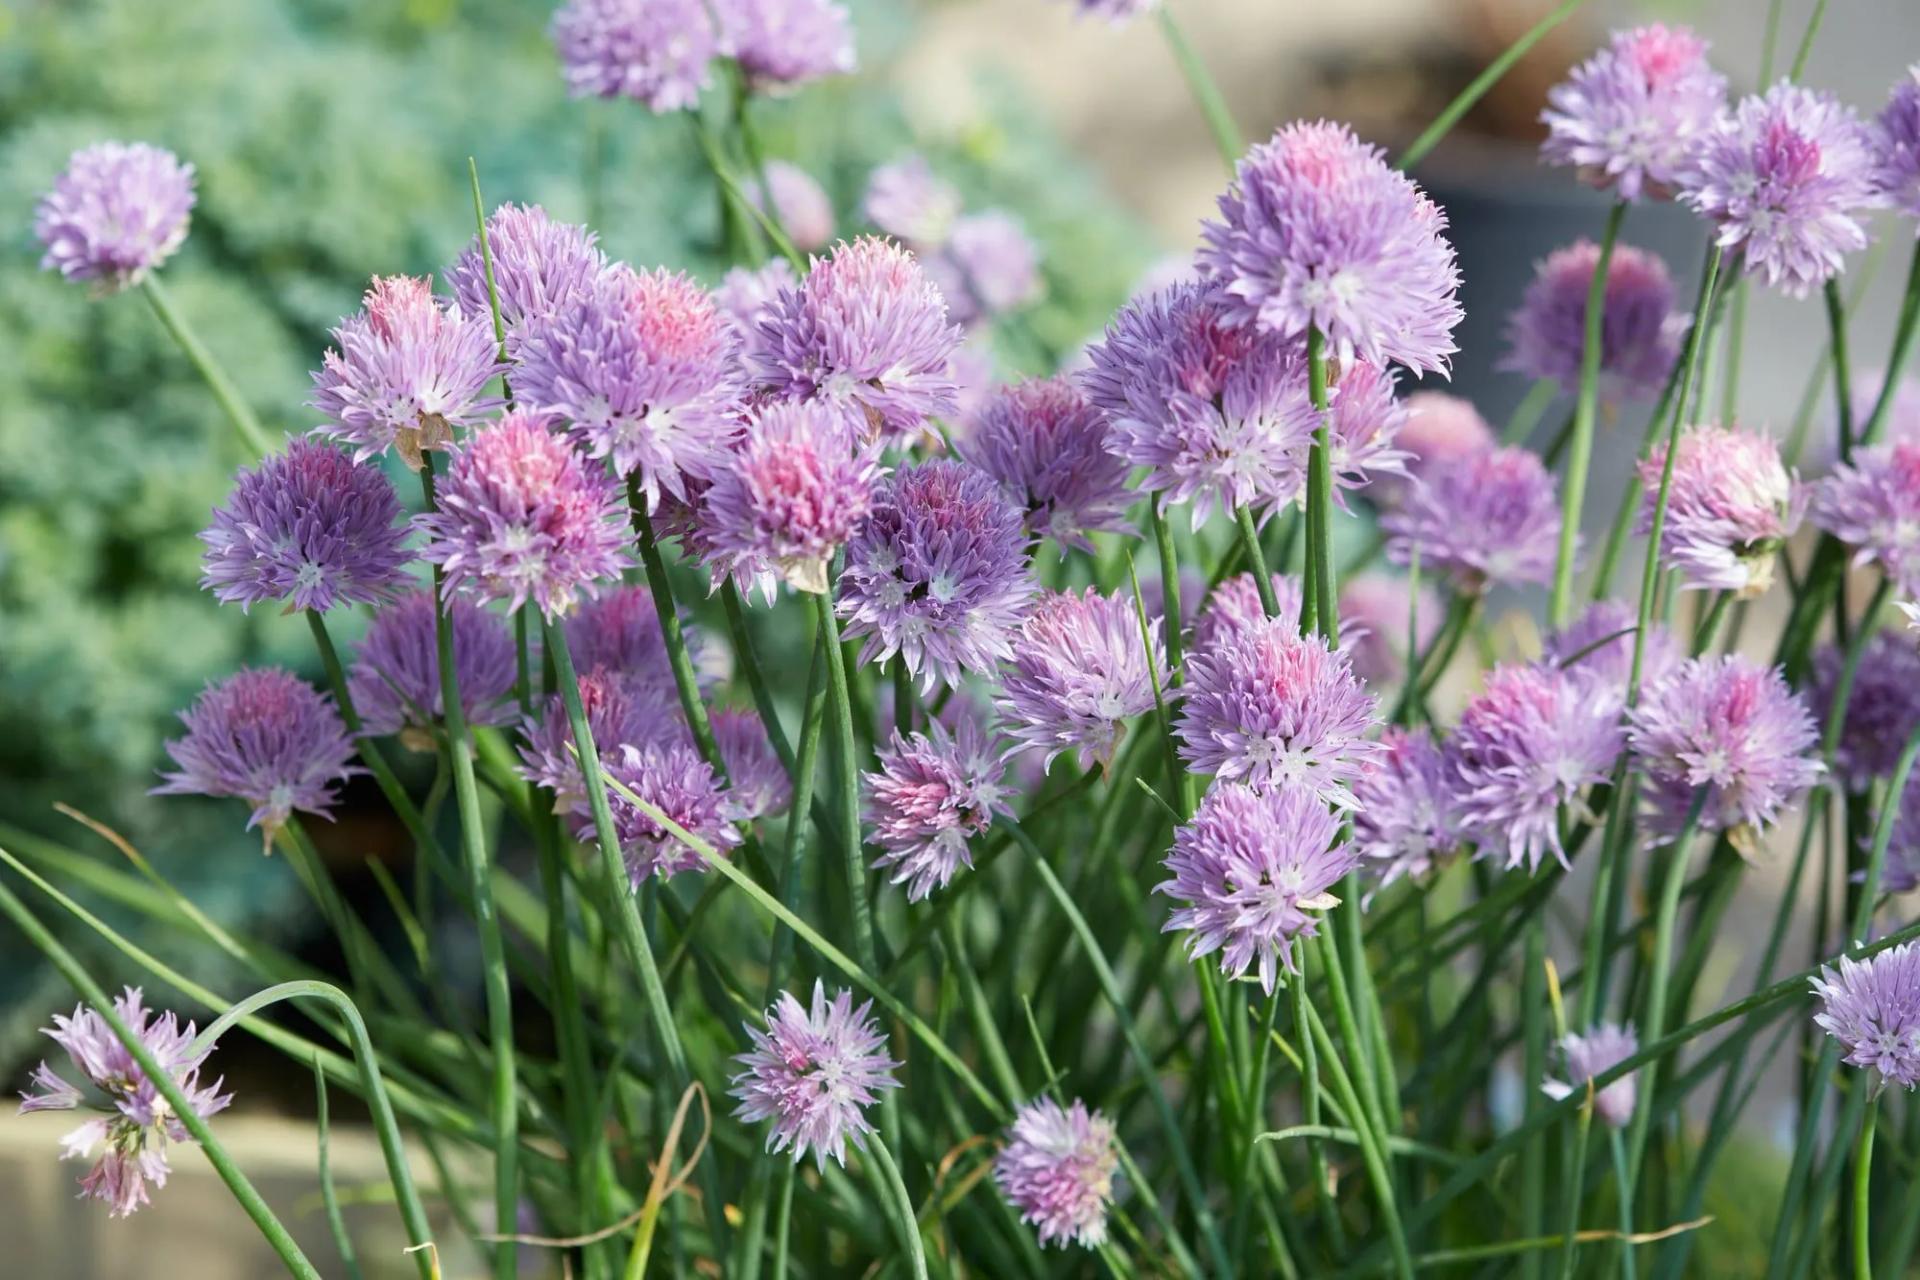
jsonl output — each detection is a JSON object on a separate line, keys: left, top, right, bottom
{"left": 1860, "top": 242, "right": 1920, "bottom": 448}
{"left": 765, "top": 623, "right": 827, "bottom": 996}
{"left": 1503, "top": 378, "right": 1559, "bottom": 446}
{"left": 1234, "top": 504, "right": 1284, "bottom": 621}
{"left": 1302, "top": 996, "right": 1415, "bottom": 1280}
{"left": 140, "top": 275, "right": 271, "bottom": 457}
{"left": 1156, "top": 7, "right": 1242, "bottom": 169}
{"left": 1304, "top": 325, "right": 1336, "bottom": 638}
{"left": 1395, "top": 0, "right": 1586, "bottom": 170}
{"left": 1855, "top": 1094, "right": 1878, "bottom": 1280}
{"left": 1611, "top": 1125, "right": 1640, "bottom": 1280}
{"left": 1827, "top": 280, "right": 1855, "bottom": 463}
{"left": 1787, "top": 0, "right": 1832, "bottom": 80}
{"left": 1550, "top": 201, "right": 1626, "bottom": 627}
{"left": 867, "top": 1140, "right": 930, "bottom": 1280}
{"left": 466, "top": 158, "right": 512, "bottom": 398}
{"left": 815, "top": 593, "right": 882, "bottom": 976}
{"left": 1230, "top": 990, "right": 1282, "bottom": 1270}
{"left": 313, "top": 1056, "right": 366, "bottom": 1280}
{"left": 627, "top": 492, "right": 723, "bottom": 770}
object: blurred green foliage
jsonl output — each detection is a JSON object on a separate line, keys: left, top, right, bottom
{"left": 0, "top": 0, "right": 1149, "bottom": 1048}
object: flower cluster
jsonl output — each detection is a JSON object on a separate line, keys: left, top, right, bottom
{"left": 447, "top": 203, "right": 605, "bottom": 336}
{"left": 550, "top": 0, "right": 729, "bottom": 111}
{"left": 1811, "top": 440, "right": 1920, "bottom": 599}
{"left": 719, "top": 0, "right": 856, "bottom": 94}
{"left": 1351, "top": 726, "right": 1463, "bottom": 894}
{"left": 1639, "top": 425, "right": 1800, "bottom": 597}
{"left": 1813, "top": 944, "right": 1920, "bottom": 1089}
{"left": 865, "top": 716, "right": 1011, "bottom": 900}
{"left": 965, "top": 376, "right": 1133, "bottom": 554}
{"left": 748, "top": 162, "right": 837, "bottom": 253}
{"left": 1874, "top": 67, "right": 1920, "bottom": 222}
{"left": 592, "top": 741, "right": 741, "bottom": 884}
{"left": 861, "top": 157, "right": 1041, "bottom": 326}
{"left": 731, "top": 981, "right": 901, "bottom": 1166}
{"left": 994, "top": 1098, "right": 1119, "bottom": 1249}
{"left": 1811, "top": 632, "right": 1920, "bottom": 790}
{"left": 1384, "top": 447, "right": 1563, "bottom": 592}
{"left": 997, "top": 588, "right": 1168, "bottom": 772}
{"left": 347, "top": 591, "right": 520, "bottom": 741}
{"left": 36, "top": 142, "right": 196, "bottom": 291}
{"left": 1541, "top": 1024, "right": 1640, "bottom": 1127}
{"left": 1502, "top": 240, "right": 1684, "bottom": 401}
{"left": 1540, "top": 24, "right": 1726, "bottom": 201}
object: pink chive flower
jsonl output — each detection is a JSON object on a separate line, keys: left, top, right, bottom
{"left": 1192, "top": 572, "right": 1308, "bottom": 653}
{"left": 936, "top": 210, "right": 1043, "bottom": 324}
{"left": 346, "top": 591, "right": 519, "bottom": 743}
{"left": 747, "top": 161, "right": 837, "bottom": 253}
{"left": 1540, "top": 24, "right": 1726, "bottom": 202}
{"left": 18, "top": 988, "right": 232, "bottom": 1218}
{"left": 550, "top": 0, "right": 728, "bottom": 112}
{"left": 199, "top": 438, "right": 411, "bottom": 615}
{"left": 862, "top": 156, "right": 962, "bottom": 249}
{"left": 1384, "top": 446, "right": 1564, "bottom": 592}
{"left": 515, "top": 263, "right": 745, "bottom": 510}
{"left": 1501, "top": 240, "right": 1685, "bottom": 402}
{"left": 753, "top": 236, "right": 963, "bottom": 442}
{"left": 965, "top": 376, "right": 1133, "bottom": 554}
{"left": 1080, "top": 282, "right": 1316, "bottom": 527}
{"left": 1813, "top": 944, "right": 1920, "bottom": 1088}
{"left": 1450, "top": 662, "right": 1623, "bottom": 873}
{"left": 698, "top": 399, "right": 878, "bottom": 595}
{"left": 720, "top": 0, "right": 855, "bottom": 93}
{"left": 714, "top": 258, "right": 799, "bottom": 372}
{"left": 446, "top": 204, "right": 605, "bottom": 336}
{"left": 1811, "top": 440, "right": 1920, "bottom": 599}
{"left": 865, "top": 715, "right": 1012, "bottom": 900}
{"left": 1542, "top": 599, "right": 1680, "bottom": 709}
{"left": 1812, "top": 632, "right": 1920, "bottom": 791}
{"left": 994, "top": 1098, "right": 1120, "bottom": 1250}
{"left": 564, "top": 583, "right": 708, "bottom": 705}
{"left": 35, "top": 142, "right": 195, "bottom": 292}
{"left": 1198, "top": 120, "right": 1462, "bottom": 375}
{"left": 731, "top": 981, "right": 901, "bottom": 1167}
{"left": 1639, "top": 424, "right": 1802, "bottom": 597}
{"left": 1338, "top": 571, "right": 1443, "bottom": 689}
{"left": 838, "top": 459, "right": 1035, "bottom": 693}
{"left": 153, "top": 668, "right": 361, "bottom": 843}
{"left": 1629, "top": 655, "right": 1823, "bottom": 848}
{"left": 310, "top": 275, "right": 505, "bottom": 468}
{"left": 415, "top": 411, "right": 631, "bottom": 619}
{"left": 1321, "top": 357, "right": 1412, "bottom": 505}
{"left": 1873, "top": 67, "right": 1920, "bottom": 224}
{"left": 1159, "top": 781, "right": 1356, "bottom": 994}
{"left": 1351, "top": 726, "right": 1463, "bottom": 895}
{"left": 1679, "top": 82, "right": 1884, "bottom": 297}
{"left": 997, "top": 587, "right": 1169, "bottom": 772}
{"left": 1542, "top": 1023, "right": 1640, "bottom": 1127}
{"left": 1176, "top": 615, "right": 1379, "bottom": 808}
{"left": 1374, "top": 391, "right": 1493, "bottom": 509}
{"left": 518, "top": 668, "right": 670, "bottom": 812}
{"left": 586, "top": 740, "right": 741, "bottom": 884}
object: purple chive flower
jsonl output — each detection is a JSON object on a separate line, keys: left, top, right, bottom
{"left": 1080, "top": 282, "right": 1315, "bottom": 527}
{"left": 994, "top": 1097, "right": 1120, "bottom": 1250}
{"left": 1337, "top": 571, "right": 1443, "bottom": 688}
{"left": 837, "top": 459, "right": 1035, "bottom": 692}
{"left": 1639, "top": 424, "right": 1801, "bottom": 597}
{"left": 1875, "top": 776, "right": 1920, "bottom": 893}
{"left": 153, "top": 668, "right": 361, "bottom": 843}
{"left": 866, "top": 715, "right": 1012, "bottom": 900}
{"left": 997, "top": 587, "right": 1169, "bottom": 772}
{"left": 938, "top": 211, "right": 1043, "bottom": 323}
{"left": 1629, "top": 655, "right": 1823, "bottom": 848}
{"left": 1192, "top": 572, "right": 1308, "bottom": 652}
{"left": 1396, "top": 392, "right": 1493, "bottom": 484}
{"left": 518, "top": 667, "right": 670, "bottom": 811}
{"left": 35, "top": 142, "right": 196, "bottom": 292}
{"left": 1351, "top": 726, "right": 1463, "bottom": 895}
{"left": 1812, "top": 943, "right": 1920, "bottom": 1088}
{"left": 516, "top": 263, "right": 745, "bottom": 509}
{"left": 18, "top": 988, "right": 232, "bottom": 1218}
{"left": 1159, "top": 781, "right": 1356, "bottom": 993}
{"left": 1541, "top": 1024, "right": 1640, "bottom": 1127}
{"left": 965, "top": 376, "right": 1133, "bottom": 554}
{"left": 862, "top": 156, "right": 962, "bottom": 249}
{"left": 346, "top": 591, "right": 519, "bottom": 742}
{"left": 698, "top": 399, "right": 878, "bottom": 595}
{"left": 1068, "top": 0, "right": 1160, "bottom": 21}
{"left": 1501, "top": 240, "right": 1685, "bottom": 402}
{"left": 310, "top": 275, "right": 505, "bottom": 468}
{"left": 198, "top": 438, "right": 411, "bottom": 614}
{"left": 587, "top": 741, "right": 741, "bottom": 884}
{"left": 747, "top": 161, "right": 837, "bottom": 253}
{"left": 1450, "top": 661, "right": 1623, "bottom": 872}
{"left": 1540, "top": 24, "right": 1726, "bottom": 202}
{"left": 1812, "top": 632, "right": 1920, "bottom": 790}
{"left": 550, "top": 0, "right": 728, "bottom": 111}
{"left": 1873, "top": 67, "right": 1920, "bottom": 223}
{"left": 1811, "top": 440, "right": 1920, "bottom": 599}
{"left": 753, "top": 236, "right": 963, "bottom": 442}
{"left": 731, "top": 981, "right": 901, "bottom": 1167}
{"left": 712, "top": 706, "right": 791, "bottom": 821}
{"left": 1176, "top": 615, "right": 1378, "bottom": 807}
{"left": 415, "top": 410, "right": 631, "bottom": 618}
{"left": 719, "top": 0, "right": 856, "bottom": 94}
{"left": 715, "top": 258, "right": 800, "bottom": 356}
{"left": 1680, "top": 82, "right": 1884, "bottom": 297}
{"left": 1198, "top": 120, "right": 1462, "bottom": 375}
{"left": 563, "top": 584, "right": 690, "bottom": 703}
{"left": 1321, "top": 358, "right": 1411, "bottom": 503}
{"left": 1383, "top": 446, "right": 1564, "bottom": 593}
{"left": 446, "top": 204, "right": 605, "bottom": 335}
{"left": 1542, "top": 599, "right": 1680, "bottom": 707}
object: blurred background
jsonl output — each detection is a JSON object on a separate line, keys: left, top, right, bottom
{"left": 3, "top": 0, "right": 1918, "bottom": 1274}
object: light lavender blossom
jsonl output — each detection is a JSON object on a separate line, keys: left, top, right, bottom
{"left": 997, "top": 587, "right": 1168, "bottom": 772}
{"left": 1811, "top": 439, "right": 1920, "bottom": 599}
{"left": 1381, "top": 392, "right": 1493, "bottom": 508}
{"left": 1450, "top": 662, "right": 1623, "bottom": 872}
{"left": 1874, "top": 776, "right": 1920, "bottom": 894}
{"left": 1629, "top": 655, "right": 1823, "bottom": 848}
{"left": 1540, "top": 24, "right": 1726, "bottom": 202}
{"left": 1338, "top": 572, "right": 1443, "bottom": 688}
{"left": 415, "top": 410, "right": 631, "bottom": 618}
{"left": 711, "top": 706, "right": 792, "bottom": 821}
{"left": 965, "top": 376, "right": 1133, "bottom": 554}
{"left": 837, "top": 459, "right": 1035, "bottom": 692}
{"left": 1812, "top": 632, "right": 1920, "bottom": 790}
{"left": 1198, "top": 120, "right": 1462, "bottom": 375}
{"left": 1501, "top": 240, "right": 1685, "bottom": 401}
{"left": 1384, "top": 446, "right": 1563, "bottom": 592}
{"left": 1192, "top": 572, "right": 1307, "bottom": 653}
{"left": 18, "top": 988, "right": 232, "bottom": 1218}
{"left": 994, "top": 1098, "right": 1119, "bottom": 1249}
{"left": 1541, "top": 1024, "right": 1640, "bottom": 1127}
{"left": 563, "top": 583, "right": 695, "bottom": 704}
{"left": 731, "top": 981, "right": 901, "bottom": 1166}
{"left": 1639, "top": 424, "right": 1801, "bottom": 597}
{"left": 1812, "top": 944, "right": 1920, "bottom": 1088}
{"left": 153, "top": 668, "right": 361, "bottom": 843}
{"left": 1873, "top": 66, "right": 1920, "bottom": 223}
{"left": 1680, "top": 81, "right": 1884, "bottom": 297}
{"left": 447, "top": 204, "right": 605, "bottom": 335}
{"left": 310, "top": 275, "right": 504, "bottom": 468}
{"left": 1158, "top": 781, "right": 1355, "bottom": 993}
{"left": 719, "top": 0, "right": 855, "bottom": 93}
{"left": 1351, "top": 726, "right": 1463, "bottom": 895}
{"left": 198, "top": 438, "right": 411, "bottom": 614}
{"left": 550, "top": 0, "right": 728, "bottom": 112}
{"left": 862, "top": 156, "right": 961, "bottom": 249}
{"left": 715, "top": 258, "right": 800, "bottom": 356}
{"left": 518, "top": 668, "right": 671, "bottom": 812}
{"left": 866, "top": 715, "right": 1012, "bottom": 900}
{"left": 1064, "top": 0, "right": 1159, "bottom": 21}
{"left": 346, "top": 591, "right": 519, "bottom": 742}
{"left": 35, "top": 142, "right": 196, "bottom": 291}
{"left": 938, "top": 211, "right": 1043, "bottom": 323}
{"left": 589, "top": 741, "right": 741, "bottom": 884}
{"left": 1542, "top": 599, "right": 1680, "bottom": 707}
{"left": 1175, "top": 615, "right": 1378, "bottom": 807}
{"left": 747, "top": 161, "right": 837, "bottom": 253}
